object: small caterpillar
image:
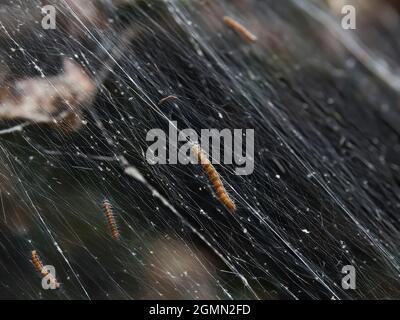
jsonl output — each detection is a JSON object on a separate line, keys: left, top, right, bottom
{"left": 192, "top": 144, "right": 236, "bottom": 212}
{"left": 102, "top": 199, "right": 120, "bottom": 240}
{"left": 31, "top": 250, "right": 60, "bottom": 288}
{"left": 158, "top": 95, "right": 178, "bottom": 106}
{"left": 223, "top": 16, "right": 257, "bottom": 43}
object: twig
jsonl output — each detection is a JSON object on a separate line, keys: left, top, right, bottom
{"left": 0, "top": 122, "right": 29, "bottom": 135}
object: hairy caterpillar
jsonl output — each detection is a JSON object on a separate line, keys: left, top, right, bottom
{"left": 31, "top": 250, "right": 60, "bottom": 288}
{"left": 223, "top": 16, "right": 257, "bottom": 43}
{"left": 192, "top": 144, "right": 236, "bottom": 212}
{"left": 102, "top": 199, "right": 120, "bottom": 240}
{"left": 158, "top": 95, "right": 178, "bottom": 106}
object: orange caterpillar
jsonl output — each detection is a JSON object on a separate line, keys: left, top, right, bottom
{"left": 31, "top": 250, "right": 60, "bottom": 288}
{"left": 223, "top": 16, "right": 257, "bottom": 43}
{"left": 158, "top": 95, "right": 178, "bottom": 106}
{"left": 102, "top": 199, "right": 120, "bottom": 240}
{"left": 192, "top": 144, "right": 236, "bottom": 212}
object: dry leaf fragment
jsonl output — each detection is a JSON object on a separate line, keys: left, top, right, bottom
{"left": 0, "top": 59, "right": 96, "bottom": 126}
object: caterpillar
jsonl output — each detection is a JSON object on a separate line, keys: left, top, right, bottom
{"left": 158, "top": 95, "right": 178, "bottom": 106}
{"left": 102, "top": 199, "right": 120, "bottom": 240}
{"left": 192, "top": 144, "right": 236, "bottom": 212}
{"left": 223, "top": 16, "right": 257, "bottom": 43}
{"left": 31, "top": 250, "right": 60, "bottom": 288}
